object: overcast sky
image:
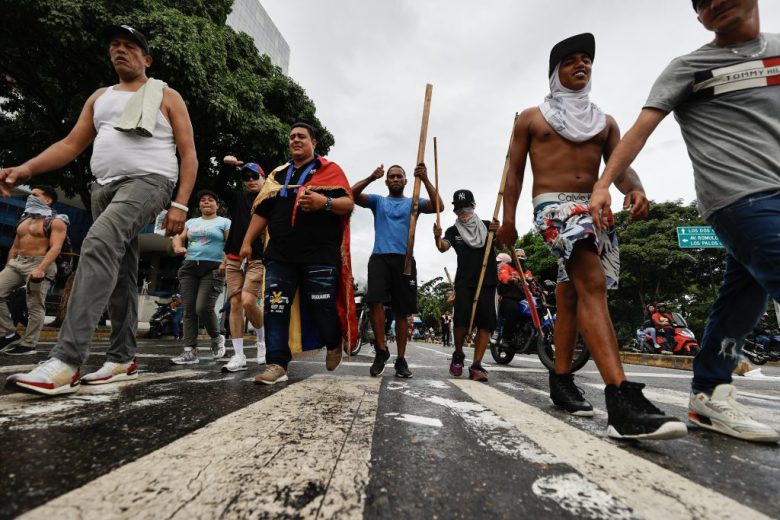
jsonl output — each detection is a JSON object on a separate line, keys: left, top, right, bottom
{"left": 260, "top": 0, "right": 780, "bottom": 288}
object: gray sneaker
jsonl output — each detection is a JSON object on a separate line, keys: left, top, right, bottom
{"left": 254, "top": 364, "right": 288, "bottom": 385}
{"left": 689, "top": 384, "right": 779, "bottom": 442}
{"left": 171, "top": 350, "right": 199, "bottom": 365}
{"left": 211, "top": 334, "right": 226, "bottom": 359}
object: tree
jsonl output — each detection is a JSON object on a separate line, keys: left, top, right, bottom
{"left": 417, "top": 276, "right": 453, "bottom": 332}
{"left": 511, "top": 200, "right": 726, "bottom": 343}
{"left": 0, "top": 0, "right": 333, "bottom": 210}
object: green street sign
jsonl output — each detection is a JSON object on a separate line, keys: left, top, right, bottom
{"left": 676, "top": 226, "right": 723, "bottom": 249}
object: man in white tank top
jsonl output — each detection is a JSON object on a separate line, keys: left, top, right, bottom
{"left": 0, "top": 25, "right": 197, "bottom": 395}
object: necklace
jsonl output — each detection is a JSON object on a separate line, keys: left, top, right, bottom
{"left": 728, "top": 35, "right": 767, "bottom": 58}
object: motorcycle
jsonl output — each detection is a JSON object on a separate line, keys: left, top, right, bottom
{"left": 631, "top": 312, "right": 699, "bottom": 356}
{"left": 147, "top": 301, "right": 177, "bottom": 339}
{"left": 353, "top": 293, "right": 374, "bottom": 356}
{"left": 490, "top": 279, "right": 590, "bottom": 373}
{"left": 742, "top": 333, "right": 780, "bottom": 365}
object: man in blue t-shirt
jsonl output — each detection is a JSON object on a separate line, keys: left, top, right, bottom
{"left": 352, "top": 163, "right": 443, "bottom": 378}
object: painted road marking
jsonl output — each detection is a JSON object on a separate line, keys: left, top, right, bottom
{"left": 0, "top": 370, "right": 206, "bottom": 412}
{"left": 0, "top": 365, "right": 37, "bottom": 374}
{"left": 386, "top": 413, "right": 443, "bottom": 427}
{"left": 387, "top": 381, "right": 638, "bottom": 518}
{"left": 453, "top": 380, "right": 772, "bottom": 520}
{"left": 21, "top": 375, "right": 380, "bottom": 520}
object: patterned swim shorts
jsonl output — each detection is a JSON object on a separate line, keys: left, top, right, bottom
{"left": 533, "top": 196, "right": 620, "bottom": 289}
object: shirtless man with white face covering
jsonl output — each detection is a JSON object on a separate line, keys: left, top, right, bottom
{"left": 496, "top": 33, "right": 686, "bottom": 441}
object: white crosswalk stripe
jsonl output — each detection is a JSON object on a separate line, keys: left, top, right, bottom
{"left": 5, "top": 368, "right": 778, "bottom": 519}
{"left": 20, "top": 375, "right": 379, "bottom": 520}
{"left": 453, "top": 380, "right": 772, "bottom": 520}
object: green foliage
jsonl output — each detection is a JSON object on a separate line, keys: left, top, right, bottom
{"left": 418, "top": 276, "right": 453, "bottom": 331}
{"left": 611, "top": 200, "right": 724, "bottom": 341}
{"left": 0, "top": 0, "right": 333, "bottom": 204}
{"left": 505, "top": 200, "right": 726, "bottom": 343}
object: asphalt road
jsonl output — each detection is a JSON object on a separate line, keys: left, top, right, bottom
{"left": 1, "top": 339, "right": 778, "bottom": 519}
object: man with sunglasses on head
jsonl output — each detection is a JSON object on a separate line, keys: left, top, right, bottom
{"left": 216, "top": 155, "right": 267, "bottom": 372}
{"left": 590, "top": 0, "right": 779, "bottom": 442}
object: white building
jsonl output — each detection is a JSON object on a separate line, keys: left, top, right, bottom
{"left": 227, "top": 0, "right": 290, "bottom": 74}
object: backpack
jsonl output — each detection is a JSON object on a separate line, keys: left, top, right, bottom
{"left": 42, "top": 216, "right": 75, "bottom": 279}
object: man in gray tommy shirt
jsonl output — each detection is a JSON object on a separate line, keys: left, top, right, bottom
{"left": 590, "top": 0, "right": 779, "bottom": 443}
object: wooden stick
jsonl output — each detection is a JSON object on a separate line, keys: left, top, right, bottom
{"left": 467, "top": 114, "right": 519, "bottom": 334}
{"left": 404, "top": 83, "right": 433, "bottom": 276}
{"left": 510, "top": 249, "right": 542, "bottom": 331}
{"left": 434, "top": 136, "right": 442, "bottom": 249}
{"left": 443, "top": 266, "right": 453, "bottom": 286}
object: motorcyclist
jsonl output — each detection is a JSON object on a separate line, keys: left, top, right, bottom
{"left": 637, "top": 303, "right": 659, "bottom": 350}
{"left": 496, "top": 252, "right": 525, "bottom": 346}
{"left": 652, "top": 303, "right": 676, "bottom": 348}
{"left": 753, "top": 314, "right": 779, "bottom": 351}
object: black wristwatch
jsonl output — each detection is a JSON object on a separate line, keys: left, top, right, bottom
{"left": 324, "top": 196, "right": 333, "bottom": 212}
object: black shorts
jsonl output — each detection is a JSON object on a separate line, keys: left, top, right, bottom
{"left": 453, "top": 285, "right": 497, "bottom": 331}
{"left": 365, "top": 254, "right": 418, "bottom": 315}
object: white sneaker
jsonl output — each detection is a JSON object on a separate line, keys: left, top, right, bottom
{"left": 212, "top": 335, "right": 226, "bottom": 359}
{"left": 171, "top": 350, "right": 199, "bottom": 365}
{"left": 8, "top": 358, "right": 80, "bottom": 396}
{"left": 689, "top": 384, "right": 779, "bottom": 442}
{"left": 222, "top": 354, "right": 247, "bottom": 373}
{"left": 82, "top": 360, "right": 138, "bottom": 385}
{"left": 256, "top": 341, "right": 266, "bottom": 365}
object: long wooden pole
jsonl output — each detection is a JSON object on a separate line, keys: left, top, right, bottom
{"left": 434, "top": 136, "right": 442, "bottom": 249}
{"left": 443, "top": 266, "right": 453, "bottom": 286}
{"left": 467, "top": 114, "right": 519, "bottom": 334}
{"left": 510, "top": 249, "right": 542, "bottom": 331}
{"left": 404, "top": 83, "right": 433, "bottom": 276}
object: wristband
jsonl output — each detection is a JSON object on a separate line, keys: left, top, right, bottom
{"left": 170, "top": 201, "right": 189, "bottom": 212}
{"left": 324, "top": 196, "right": 333, "bottom": 212}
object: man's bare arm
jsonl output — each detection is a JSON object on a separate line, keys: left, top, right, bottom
{"left": 6, "top": 236, "right": 20, "bottom": 267}
{"left": 240, "top": 215, "right": 268, "bottom": 259}
{"left": 0, "top": 89, "right": 103, "bottom": 195}
{"left": 590, "top": 108, "right": 667, "bottom": 229}
{"left": 351, "top": 165, "right": 384, "bottom": 207}
{"left": 497, "top": 110, "right": 531, "bottom": 247}
{"left": 603, "top": 116, "right": 649, "bottom": 222}
{"left": 417, "top": 164, "right": 445, "bottom": 214}
{"left": 162, "top": 88, "right": 198, "bottom": 236}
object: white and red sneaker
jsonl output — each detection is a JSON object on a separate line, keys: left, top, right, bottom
{"left": 8, "top": 358, "right": 81, "bottom": 396}
{"left": 81, "top": 359, "right": 139, "bottom": 385}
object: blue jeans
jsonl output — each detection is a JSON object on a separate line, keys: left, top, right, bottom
{"left": 263, "top": 260, "right": 341, "bottom": 369}
{"left": 694, "top": 190, "right": 780, "bottom": 393}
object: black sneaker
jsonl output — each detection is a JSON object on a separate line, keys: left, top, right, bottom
{"left": 549, "top": 372, "right": 594, "bottom": 417}
{"left": 0, "top": 332, "right": 21, "bottom": 352}
{"left": 370, "top": 347, "right": 390, "bottom": 377}
{"left": 605, "top": 381, "right": 688, "bottom": 440}
{"left": 394, "top": 357, "right": 413, "bottom": 378}
{"left": 2, "top": 344, "right": 36, "bottom": 356}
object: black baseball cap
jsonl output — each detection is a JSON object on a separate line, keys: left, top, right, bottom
{"left": 548, "top": 33, "right": 595, "bottom": 77}
{"left": 104, "top": 25, "right": 149, "bottom": 55}
{"left": 452, "top": 189, "right": 476, "bottom": 210}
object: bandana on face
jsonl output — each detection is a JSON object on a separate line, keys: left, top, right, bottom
{"left": 23, "top": 195, "right": 52, "bottom": 218}
{"left": 19, "top": 194, "right": 70, "bottom": 226}
{"left": 538, "top": 63, "right": 606, "bottom": 143}
{"left": 454, "top": 207, "right": 487, "bottom": 248}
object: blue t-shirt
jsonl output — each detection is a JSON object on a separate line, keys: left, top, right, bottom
{"left": 366, "top": 194, "right": 429, "bottom": 255}
{"left": 185, "top": 216, "right": 231, "bottom": 262}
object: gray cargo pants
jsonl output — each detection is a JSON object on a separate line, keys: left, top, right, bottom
{"left": 51, "top": 175, "right": 174, "bottom": 367}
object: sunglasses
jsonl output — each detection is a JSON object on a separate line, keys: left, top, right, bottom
{"left": 242, "top": 173, "right": 261, "bottom": 181}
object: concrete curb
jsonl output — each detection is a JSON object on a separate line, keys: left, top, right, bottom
{"left": 620, "top": 351, "right": 780, "bottom": 370}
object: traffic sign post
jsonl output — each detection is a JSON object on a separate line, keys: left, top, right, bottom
{"left": 676, "top": 226, "right": 723, "bottom": 248}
